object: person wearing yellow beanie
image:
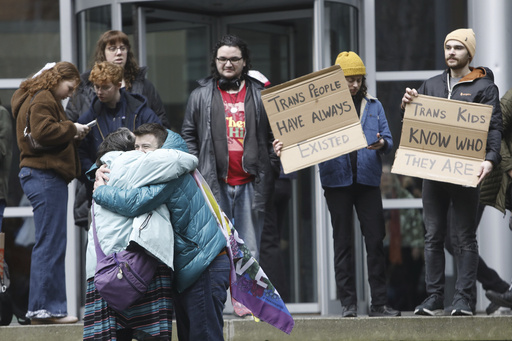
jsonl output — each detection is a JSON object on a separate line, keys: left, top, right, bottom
{"left": 400, "top": 28, "right": 503, "bottom": 317}
{"left": 318, "top": 51, "right": 399, "bottom": 318}
{"left": 335, "top": 51, "right": 366, "bottom": 77}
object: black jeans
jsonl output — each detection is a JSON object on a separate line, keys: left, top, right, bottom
{"left": 445, "top": 203, "right": 509, "bottom": 307}
{"left": 324, "top": 184, "right": 387, "bottom": 306}
{"left": 260, "top": 178, "right": 292, "bottom": 302}
{"left": 422, "top": 180, "right": 479, "bottom": 302}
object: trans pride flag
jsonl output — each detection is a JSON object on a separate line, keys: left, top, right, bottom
{"left": 192, "top": 171, "right": 295, "bottom": 334}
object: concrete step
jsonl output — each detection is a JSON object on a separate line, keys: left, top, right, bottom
{"left": 1, "top": 312, "right": 512, "bottom": 340}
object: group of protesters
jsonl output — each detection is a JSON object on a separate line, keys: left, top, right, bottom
{"left": 6, "top": 25, "right": 512, "bottom": 341}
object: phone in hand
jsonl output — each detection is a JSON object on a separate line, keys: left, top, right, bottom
{"left": 369, "top": 135, "right": 382, "bottom": 146}
{"left": 86, "top": 119, "right": 97, "bottom": 128}
{"left": 369, "top": 139, "right": 380, "bottom": 146}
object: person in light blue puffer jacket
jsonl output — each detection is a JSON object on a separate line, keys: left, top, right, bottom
{"left": 93, "top": 123, "right": 229, "bottom": 341}
{"left": 85, "top": 130, "right": 198, "bottom": 280}
{"left": 84, "top": 127, "right": 198, "bottom": 340}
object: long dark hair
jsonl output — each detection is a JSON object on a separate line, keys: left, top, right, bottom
{"left": 353, "top": 76, "right": 368, "bottom": 102}
{"left": 210, "top": 34, "right": 251, "bottom": 80}
{"left": 92, "top": 30, "right": 140, "bottom": 90}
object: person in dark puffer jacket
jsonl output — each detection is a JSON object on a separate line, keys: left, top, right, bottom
{"left": 480, "top": 88, "right": 512, "bottom": 215}
{"left": 402, "top": 28, "right": 502, "bottom": 317}
{"left": 478, "top": 88, "right": 512, "bottom": 311}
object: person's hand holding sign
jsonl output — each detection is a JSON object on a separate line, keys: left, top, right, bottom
{"left": 477, "top": 160, "right": 493, "bottom": 184}
{"left": 273, "top": 139, "right": 283, "bottom": 157}
{"left": 401, "top": 87, "right": 419, "bottom": 110}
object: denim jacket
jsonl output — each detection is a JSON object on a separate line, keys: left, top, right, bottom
{"left": 319, "top": 95, "right": 393, "bottom": 188}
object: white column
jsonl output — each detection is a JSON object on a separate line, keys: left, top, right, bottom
{"left": 362, "top": 0, "right": 376, "bottom": 95}
{"left": 60, "top": 0, "right": 75, "bottom": 63}
{"left": 111, "top": 0, "right": 123, "bottom": 31}
{"left": 469, "top": 0, "right": 512, "bottom": 311}
{"left": 313, "top": 0, "right": 329, "bottom": 316}
{"left": 60, "top": 0, "right": 81, "bottom": 319}
{"left": 469, "top": 0, "right": 512, "bottom": 94}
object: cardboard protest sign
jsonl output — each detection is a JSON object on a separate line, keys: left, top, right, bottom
{"left": 391, "top": 94, "right": 492, "bottom": 187}
{"left": 261, "top": 65, "right": 368, "bottom": 173}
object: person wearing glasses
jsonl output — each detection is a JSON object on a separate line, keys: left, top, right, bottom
{"left": 182, "top": 34, "right": 279, "bottom": 264}
{"left": 66, "top": 30, "right": 168, "bottom": 231}
{"left": 66, "top": 30, "right": 168, "bottom": 127}
{"left": 77, "top": 61, "right": 161, "bottom": 192}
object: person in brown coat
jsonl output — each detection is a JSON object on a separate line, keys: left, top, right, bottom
{"left": 11, "top": 61, "right": 90, "bottom": 324}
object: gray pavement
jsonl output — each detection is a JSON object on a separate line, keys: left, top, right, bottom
{"left": 2, "top": 312, "right": 512, "bottom": 340}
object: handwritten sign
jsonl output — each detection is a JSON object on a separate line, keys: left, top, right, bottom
{"left": 262, "top": 65, "right": 367, "bottom": 173}
{"left": 392, "top": 95, "right": 492, "bottom": 187}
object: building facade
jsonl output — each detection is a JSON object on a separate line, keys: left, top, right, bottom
{"left": 1, "top": 0, "right": 512, "bottom": 318}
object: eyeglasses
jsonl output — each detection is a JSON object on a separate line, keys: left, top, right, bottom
{"left": 106, "top": 45, "right": 127, "bottom": 53}
{"left": 216, "top": 57, "right": 243, "bottom": 64}
{"left": 93, "top": 84, "right": 114, "bottom": 93}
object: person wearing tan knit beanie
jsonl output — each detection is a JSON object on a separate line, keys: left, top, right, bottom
{"left": 443, "top": 28, "right": 476, "bottom": 75}
{"left": 400, "top": 28, "right": 503, "bottom": 317}
{"left": 318, "top": 51, "right": 399, "bottom": 318}
{"left": 444, "top": 28, "right": 476, "bottom": 59}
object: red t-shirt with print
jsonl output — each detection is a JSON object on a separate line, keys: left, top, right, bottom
{"left": 220, "top": 84, "right": 254, "bottom": 186}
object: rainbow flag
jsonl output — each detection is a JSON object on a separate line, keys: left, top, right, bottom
{"left": 193, "top": 171, "right": 295, "bottom": 334}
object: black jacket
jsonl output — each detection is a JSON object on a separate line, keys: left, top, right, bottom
{"left": 418, "top": 67, "right": 502, "bottom": 166}
{"left": 65, "top": 66, "right": 169, "bottom": 127}
{"left": 66, "top": 67, "right": 167, "bottom": 228}
{"left": 181, "top": 76, "right": 279, "bottom": 212}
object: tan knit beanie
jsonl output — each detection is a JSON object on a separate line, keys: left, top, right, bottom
{"left": 335, "top": 51, "right": 366, "bottom": 77}
{"left": 444, "top": 28, "right": 476, "bottom": 58}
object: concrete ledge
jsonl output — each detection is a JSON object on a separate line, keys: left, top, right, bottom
{"left": 1, "top": 313, "right": 512, "bottom": 340}
{"left": 245, "top": 314, "right": 512, "bottom": 341}
{"left": 0, "top": 324, "right": 84, "bottom": 341}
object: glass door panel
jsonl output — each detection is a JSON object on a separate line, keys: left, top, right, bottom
{"left": 76, "top": 6, "right": 112, "bottom": 72}
{"left": 138, "top": 9, "right": 211, "bottom": 131}
{"left": 74, "top": 1, "right": 359, "bottom": 313}
{"left": 228, "top": 15, "right": 316, "bottom": 307}
{"left": 138, "top": 7, "right": 319, "bottom": 307}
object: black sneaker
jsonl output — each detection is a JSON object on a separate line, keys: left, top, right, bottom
{"left": 369, "top": 305, "right": 400, "bottom": 317}
{"left": 414, "top": 294, "right": 444, "bottom": 316}
{"left": 451, "top": 297, "right": 473, "bottom": 316}
{"left": 341, "top": 304, "right": 357, "bottom": 317}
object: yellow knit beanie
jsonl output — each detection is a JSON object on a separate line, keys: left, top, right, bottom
{"left": 335, "top": 51, "right": 366, "bottom": 77}
{"left": 444, "top": 28, "right": 476, "bottom": 58}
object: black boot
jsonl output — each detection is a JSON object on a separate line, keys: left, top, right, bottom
{"left": 486, "top": 289, "right": 512, "bottom": 309}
